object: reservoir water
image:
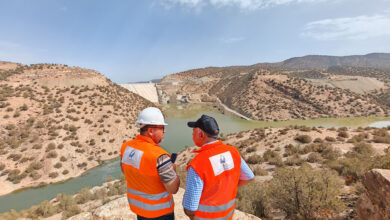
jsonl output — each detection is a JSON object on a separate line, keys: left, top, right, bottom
{"left": 0, "top": 103, "right": 389, "bottom": 213}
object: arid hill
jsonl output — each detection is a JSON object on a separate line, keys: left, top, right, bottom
{"left": 159, "top": 66, "right": 389, "bottom": 121}
{"left": 0, "top": 62, "right": 153, "bottom": 196}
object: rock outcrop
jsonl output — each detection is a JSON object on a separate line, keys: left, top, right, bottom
{"left": 69, "top": 188, "right": 260, "bottom": 220}
{"left": 356, "top": 169, "right": 390, "bottom": 220}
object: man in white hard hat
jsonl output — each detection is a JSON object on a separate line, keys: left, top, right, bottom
{"left": 120, "top": 107, "right": 180, "bottom": 220}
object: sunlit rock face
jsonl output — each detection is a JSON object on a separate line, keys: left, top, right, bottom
{"left": 356, "top": 169, "right": 390, "bottom": 220}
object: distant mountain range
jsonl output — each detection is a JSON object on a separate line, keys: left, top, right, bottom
{"left": 274, "top": 53, "right": 390, "bottom": 70}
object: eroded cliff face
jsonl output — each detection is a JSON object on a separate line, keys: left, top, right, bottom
{"left": 68, "top": 188, "right": 261, "bottom": 220}
{"left": 356, "top": 169, "right": 390, "bottom": 220}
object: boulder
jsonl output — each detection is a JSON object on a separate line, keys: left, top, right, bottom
{"left": 356, "top": 169, "right": 390, "bottom": 220}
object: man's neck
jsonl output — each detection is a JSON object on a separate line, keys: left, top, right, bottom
{"left": 202, "top": 139, "right": 218, "bottom": 147}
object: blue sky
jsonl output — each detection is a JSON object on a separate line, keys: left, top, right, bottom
{"left": 0, "top": 0, "right": 390, "bottom": 83}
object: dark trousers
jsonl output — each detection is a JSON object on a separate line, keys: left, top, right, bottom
{"left": 137, "top": 212, "right": 174, "bottom": 220}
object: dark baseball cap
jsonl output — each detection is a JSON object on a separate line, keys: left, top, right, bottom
{"left": 187, "top": 115, "right": 219, "bottom": 136}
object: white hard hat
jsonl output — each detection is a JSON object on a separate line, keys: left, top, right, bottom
{"left": 136, "top": 107, "right": 168, "bottom": 126}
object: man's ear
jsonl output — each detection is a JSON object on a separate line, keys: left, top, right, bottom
{"left": 199, "top": 130, "right": 204, "bottom": 138}
{"left": 146, "top": 127, "right": 153, "bottom": 136}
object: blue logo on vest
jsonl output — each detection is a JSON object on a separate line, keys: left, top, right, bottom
{"left": 129, "top": 150, "right": 136, "bottom": 159}
{"left": 220, "top": 155, "right": 226, "bottom": 164}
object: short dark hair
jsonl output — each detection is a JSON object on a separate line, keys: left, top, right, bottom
{"left": 140, "top": 125, "right": 151, "bottom": 134}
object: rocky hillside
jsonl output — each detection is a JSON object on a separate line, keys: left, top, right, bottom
{"left": 0, "top": 62, "right": 153, "bottom": 196}
{"left": 159, "top": 66, "right": 389, "bottom": 121}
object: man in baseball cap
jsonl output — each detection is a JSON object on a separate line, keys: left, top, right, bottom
{"left": 183, "top": 114, "right": 254, "bottom": 220}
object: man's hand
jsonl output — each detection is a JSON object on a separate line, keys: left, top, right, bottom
{"left": 184, "top": 208, "right": 195, "bottom": 220}
{"left": 163, "top": 176, "right": 180, "bottom": 194}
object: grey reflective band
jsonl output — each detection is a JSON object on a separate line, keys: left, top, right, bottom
{"left": 194, "top": 208, "right": 235, "bottom": 220}
{"left": 198, "top": 199, "right": 235, "bottom": 213}
{"left": 127, "top": 187, "right": 170, "bottom": 201}
{"left": 127, "top": 197, "right": 173, "bottom": 211}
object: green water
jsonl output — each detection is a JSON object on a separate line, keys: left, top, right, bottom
{"left": 0, "top": 103, "right": 389, "bottom": 213}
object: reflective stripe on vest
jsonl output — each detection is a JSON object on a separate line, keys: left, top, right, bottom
{"left": 198, "top": 199, "right": 235, "bottom": 213}
{"left": 194, "top": 208, "right": 235, "bottom": 220}
{"left": 127, "top": 197, "right": 173, "bottom": 211}
{"left": 127, "top": 187, "right": 170, "bottom": 201}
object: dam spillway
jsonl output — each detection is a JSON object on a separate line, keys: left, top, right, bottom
{"left": 120, "top": 83, "right": 159, "bottom": 103}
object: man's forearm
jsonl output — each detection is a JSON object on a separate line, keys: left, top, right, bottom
{"left": 184, "top": 208, "right": 195, "bottom": 220}
{"left": 238, "top": 178, "right": 253, "bottom": 187}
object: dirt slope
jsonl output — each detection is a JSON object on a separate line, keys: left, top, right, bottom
{"left": 0, "top": 63, "right": 153, "bottom": 196}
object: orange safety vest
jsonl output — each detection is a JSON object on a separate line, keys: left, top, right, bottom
{"left": 120, "top": 135, "right": 174, "bottom": 218}
{"left": 187, "top": 140, "right": 241, "bottom": 220}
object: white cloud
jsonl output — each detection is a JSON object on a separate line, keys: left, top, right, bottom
{"left": 159, "top": 0, "right": 326, "bottom": 10}
{"left": 221, "top": 36, "right": 245, "bottom": 43}
{"left": 302, "top": 13, "right": 390, "bottom": 40}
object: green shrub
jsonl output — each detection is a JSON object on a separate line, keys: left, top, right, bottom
{"left": 54, "top": 162, "right": 62, "bottom": 169}
{"left": 321, "top": 146, "right": 341, "bottom": 160}
{"left": 30, "top": 171, "right": 42, "bottom": 180}
{"left": 13, "top": 111, "right": 20, "bottom": 118}
{"left": 49, "top": 172, "right": 58, "bottom": 178}
{"left": 60, "top": 156, "right": 67, "bottom": 162}
{"left": 284, "top": 144, "right": 299, "bottom": 156}
{"left": 353, "top": 142, "right": 374, "bottom": 156}
{"left": 313, "top": 138, "right": 323, "bottom": 143}
{"left": 33, "top": 200, "right": 57, "bottom": 218}
{"left": 246, "top": 146, "right": 256, "bottom": 153}
{"left": 33, "top": 144, "right": 42, "bottom": 149}
{"left": 236, "top": 181, "right": 269, "bottom": 218}
{"left": 75, "top": 188, "right": 93, "bottom": 204}
{"left": 0, "top": 163, "right": 5, "bottom": 171}
{"left": 325, "top": 136, "right": 336, "bottom": 142}
{"left": 307, "top": 152, "right": 323, "bottom": 163}
{"left": 246, "top": 154, "right": 263, "bottom": 164}
{"left": 62, "top": 170, "right": 69, "bottom": 175}
{"left": 253, "top": 166, "right": 269, "bottom": 176}
{"left": 46, "top": 143, "right": 56, "bottom": 152}
{"left": 338, "top": 131, "right": 349, "bottom": 138}
{"left": 28, "top": 162, "right": 43, "bottom": 170}
{"left": 268, "top": 154, "right": 284, "bottom": 167}
{"left": 268, "top": 166, "right": 344, "bottom": 219}
{"left": 35, "top": 121, "right": 44, "bottom": 128}
{"left": 348, "top": 133, "right": 369, "bottom": 143}
{"left": 20, "top": 104, "right": 28, "bottom": 111}
{"left": 47, "top": 151, "right": 58, "bottom": 158}
{"left": 263, "top": 149, "right": 278, "bottom": 161}
{"left": 7, "top": 153, "right": 22, "bottom": 161}
{"left": 285, "top": 154, "right": 304, "bottom": 166}
{"left": 56, "top": 194, "right": 81, "bottom": 219}
{"left": 372, "top": 128, "right": 390, "bottom": 144}
{"left": 295, "top": 135, "right": 312, "bottom": 144}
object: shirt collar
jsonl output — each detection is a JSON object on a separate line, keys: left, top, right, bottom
{"left": 193, "top": 140, "right": 222, "bottom": 153}
{"left": 136, "top": 134, "right": 158, "bottom": 145}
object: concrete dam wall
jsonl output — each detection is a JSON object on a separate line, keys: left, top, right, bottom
{"left": 120, "top": 83, "right": 159, "bottom": 103}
